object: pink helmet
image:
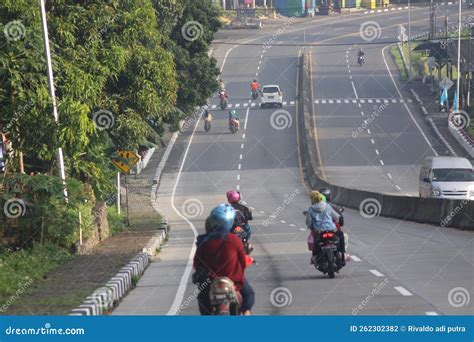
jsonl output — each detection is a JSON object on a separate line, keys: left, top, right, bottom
{"left": 226, "top": 190, "right": 241, "bottom": 204}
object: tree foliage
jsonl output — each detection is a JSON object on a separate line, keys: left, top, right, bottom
{"left": 1, "top": 0, "right": 221, "bottom": 202}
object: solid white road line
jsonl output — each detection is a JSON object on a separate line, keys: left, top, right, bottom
{"left": 394, "top": 286, "right": 413, "bottom": 296}
{"left": 382, "top": 45, "right": 438, "bottom": 156}
{"left": 167, "top": 111, "right": 202, "bottom": 316}
{"left": 369, "top": 269, "right": 385, "bottom": 277}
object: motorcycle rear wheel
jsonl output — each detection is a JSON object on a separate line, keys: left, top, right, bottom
{"left": 327, "top": 252, "right": 335, "bottom": 278}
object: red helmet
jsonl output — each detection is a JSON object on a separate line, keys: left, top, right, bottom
{"left": 226, "top": 190, "right": 241, "bottom": 204}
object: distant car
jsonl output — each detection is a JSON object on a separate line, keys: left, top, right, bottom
{"left": 260, "top": 85, "right": 283, "bottom": 108}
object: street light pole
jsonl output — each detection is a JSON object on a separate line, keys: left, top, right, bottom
{"left": 39, "top": 0, "right": 68, "bottom": 200}
{"left": 456, "top": 0, "right": 462, "bottom": 111}
{"left": 408, "top": 0, "right": 413, "bottom": 80}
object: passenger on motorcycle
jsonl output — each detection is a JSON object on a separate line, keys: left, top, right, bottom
{"left": 228, "top": 110, "right": 240, "bottom": 128}
{"left": 319, "top": 187, "right": 346, "bottom": 262}
{"left": 204, "top": 110, "right": 213, "bottom": 123}
{"left": 219, "top": 79, "right": 226, "bottom": 91}
{"left": 226, "top": 190, "right": 253, "bottom": 239}
{"left": 306, "top": 191, "right": 340, "bottom": 263}
{"left": 193, "top": 204, "right": 255, "bottom": 315}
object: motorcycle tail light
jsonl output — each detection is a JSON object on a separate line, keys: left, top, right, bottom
{"left": 322, "top": 232, "right": 334, "bottom": 239}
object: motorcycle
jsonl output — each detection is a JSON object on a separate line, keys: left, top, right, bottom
{"left": 251, "top": 89, "right": 259, "bottom": 100}
{"left": 303, "top": 211, "right": 344, "bottom": 279}
{"left": 229, "top": 118, "right": 239, "bottom": 134}
{"left": 232, "top": 226, "right": 253, "bottom": 255}
{"left": 358, "top": 55, "right": 365, "bottom": 66}
{"left": 219, "top": 91, "right": 228, "bottom": 110}
{"left": 209, "top": 277, "right": 242, "bottom": 315}
{"left": 204, "top": 120, "right": 211, "bottom": 133}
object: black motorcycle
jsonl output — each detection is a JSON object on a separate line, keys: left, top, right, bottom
{"left": 303, "top": 211, "right": 344, "bottom": 278}
{"left": 358, "top": 55, "right": 365, "bottom": 66}
{"left": 251, "top": 89, "right": 259, "bottom": 100}
{"left": 204, "top": 120, "right": 211, "bottom": 133}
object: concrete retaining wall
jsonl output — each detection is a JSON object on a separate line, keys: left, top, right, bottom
{"left": 297, "top": 50, "right": 473, "bottom": 230}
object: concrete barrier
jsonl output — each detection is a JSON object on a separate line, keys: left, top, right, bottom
{"left": 297, "top": 50, "right": 473, "bottom": 230}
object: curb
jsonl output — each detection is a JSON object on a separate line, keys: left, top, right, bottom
{"left": 69, "top": 251, "right": 153, "bottom": 316}
{"left": 142, "top": 223, "right": 169, "bottom": 256}
{"left": 409, "top": 88, "right": 458, "bottom": 156}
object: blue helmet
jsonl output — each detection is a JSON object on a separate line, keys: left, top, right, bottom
{"left": 229, "top": 109, "right": 236, "bottom": 116}
{"left": 207, "top": 204, "right": 236, "bottom": 233}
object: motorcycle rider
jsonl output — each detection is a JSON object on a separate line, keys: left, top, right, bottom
{"left": 194, "top": 204, "right": 255, "bottom": 315}
{"left": 228, "top": 109, "right": 240, "bottom": 130}
{"left": 203, "top": 110, "right": 212, "bottom": 127}
{"left": 250, "top": 79, "right": 260, "bottom": 93}
{"left": 226, "top": 190, "right": 253, "bottom": 240}
{"left": 357, "top": 48, "right": 365, "bottom": 64}
{"left": 306, "top": 190, "right": 340, "bottom": 264}
{"left": 219, "top": 79, "right": 226, "bottom": 91}
{"left": 319, "top": 187, "right": 346, "bottom": 262}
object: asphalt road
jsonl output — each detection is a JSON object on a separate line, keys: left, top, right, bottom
{"left": 113, "top": 6, "right": 473, "bottom": 316}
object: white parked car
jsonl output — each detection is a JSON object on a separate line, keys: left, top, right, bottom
{"left": 260, "top": 85, "right": 283, "bottom": 108}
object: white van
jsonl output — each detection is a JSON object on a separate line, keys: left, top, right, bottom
{"left": 419, "top": 157, "right": 474, "bottom": 200}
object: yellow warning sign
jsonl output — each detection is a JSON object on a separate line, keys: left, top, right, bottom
{"left": 112, "top": 150, "right": 140, "bottom": 174}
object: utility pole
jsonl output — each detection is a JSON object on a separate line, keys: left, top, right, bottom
{"left": 39, "top": 0, "right": 68, "bottom": 200}
{"left": 408, "top": 0, "right": 413, "bottom": 80}
{"left": 456, "top": 0, "right": 462, "bottom": 111}
{"left": 429, "top": 0, "right": 435, "bottom": 40}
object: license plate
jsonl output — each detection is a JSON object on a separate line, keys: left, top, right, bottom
{"left": 321, "top": 245, "right": 337, "bottom": 251}
{"left": 268, "top": 96, "right": 274, "bottom": 99}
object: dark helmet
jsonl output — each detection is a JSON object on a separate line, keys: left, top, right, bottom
{"left": 253, "top": 79, "right": 257, "bottom": 82}
{"left": 319, "top": 187, "right": 332, "bottom": 202}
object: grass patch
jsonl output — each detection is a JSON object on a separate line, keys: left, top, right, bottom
{"left": 0, "top": 243, "right": 72, "bottom": 302}
{"left": 108, "top": 206, "right": 127, "bottom": 235}
{"left": 389, "top": 45, "right": 408, "bottom": 81}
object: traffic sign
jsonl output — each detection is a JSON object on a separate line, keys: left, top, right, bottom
{"left": 112, "top": 150, "right": 140, "bottom": 174}
{"left": 439, "top": 77, "right": 454, "bottom": 90}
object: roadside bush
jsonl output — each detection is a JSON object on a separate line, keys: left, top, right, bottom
{"left": 0, "top": 173, "right": 95, "bottom": 249}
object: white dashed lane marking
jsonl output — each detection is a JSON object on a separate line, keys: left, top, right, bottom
{"left": 394, "top": 286, "right": 413, "bottom": 296}
{"left": 369, "top": 269, "right": 385, "bottom": 277}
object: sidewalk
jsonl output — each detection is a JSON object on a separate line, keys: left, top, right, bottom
{"left": 3, "top": 136, "right": 172, "bottom": 315}
{"left": 408, "top": 79, "right": 473, "bottom": 159}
